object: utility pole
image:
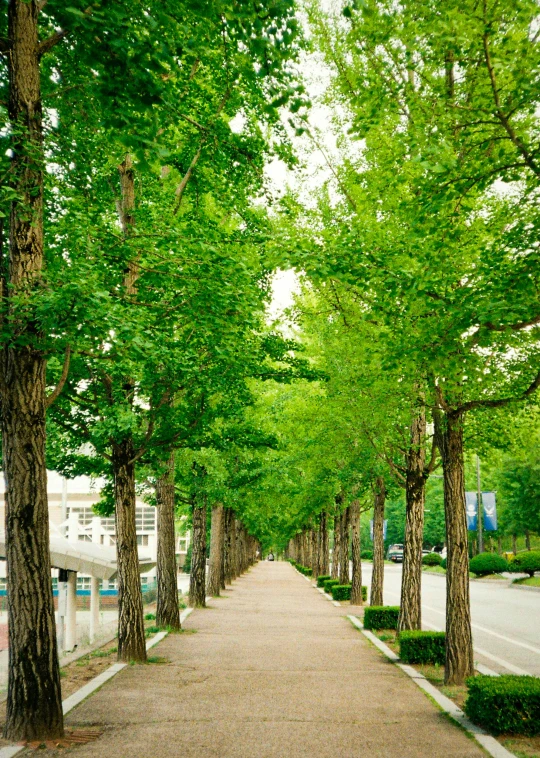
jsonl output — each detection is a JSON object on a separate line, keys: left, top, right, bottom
{"left": 476, "top": 454, "right": 483, "bottom": 554}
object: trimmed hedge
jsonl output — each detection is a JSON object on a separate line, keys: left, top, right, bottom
{"left": 332, "top": 584, "right": 352, "bottom": 601}
{"left": 330, "top": 584, "right": 368, "bottom": 602}
{"left": 363, "top": 606, "right": 400, "bottom": 630}
{"left": 465, "top": 675, "right": 540, "bottom": 736}
{"left": 469, "top": 552, "right": 508, "bottom": 577}
{"left": 507, "top": 550, "right": 540, "bottom": 577}
{"left": 441, "top": 558, "right": 447, "bottom": 570}
{"left": 361, "top": 550, "right": 373, "bottom": 560}
{"left": 399, "top": 631, "right": 446, "bottom": 665}
{"left": 422, "top": 552, "right": 443, "bottom": 566}
{"left": 297, "top": 565, "right": 312, "bottom": 577}
{"left": 323, "top": 578, "right": 340, "bottom": 594}
{"left": 317, "top": 574, "right": 331, "bottom": 588}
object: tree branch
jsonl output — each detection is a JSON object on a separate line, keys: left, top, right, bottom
{"left": 173, "top": 143, "right": 203, "bottom": 214}
{"left": 38, "top": 29, "right": 69, "bottom": 57}
{"left": 45, "top": 345, "right": 71, "bottom": 408}
{"left": 457, "top": 369, "right": 540, "bottom": 414}
{"left": 482, "top": 32, "right": 540, "bottom": 177}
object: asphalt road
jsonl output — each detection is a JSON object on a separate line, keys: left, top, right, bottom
{"left": 360, "top": 562, "right": 540, "bottom": 677}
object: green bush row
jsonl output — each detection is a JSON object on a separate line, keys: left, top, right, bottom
{"left": 508, "top": 550, "right": 540, "bottom": 577}
{"left": 469, "top": 552, "right": 508, "bottom": 576}
{"left": 331, "top": 584, "right": 368, "bottom": 602}
{"left": 465, "top": 675, "right": 540, "bottom": 736}
{"left": 361, "top": 550, "right": 373, "bottom": 560}
{"left": 323, "top": 578, "right": 340, "bottom": 594}
{"left": 317, "top": 574, "right": 331, "bottom": 588}
{"left": 296, "top": 565, "right": 312, "bottom": 577}
{"left": 422, "top": 552, "right": 443, "bottom": 567}
{"left": 363, "top": 606, "right": 400, "bottom": 630}
{"left": 398, "top": 631, "right": 446, "bottom": 665}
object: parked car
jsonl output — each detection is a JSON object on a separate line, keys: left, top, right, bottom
{"left": 267, "top": 553, "right": 275, "bottom": 561}
{"left": 387, "top": 544, "right": 404, "bottom": 562}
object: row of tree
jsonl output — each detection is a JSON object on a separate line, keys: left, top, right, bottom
{"left": 0, "top": 0, "right": 309, "bottom": 742}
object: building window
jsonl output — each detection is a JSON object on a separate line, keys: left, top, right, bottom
{"left": 78, "top": 534, "right": 92, "bottom": 542}
{"left": 76, "top": 577, "right": 91, "bottom": 590}
{"left": 137, "top": 534, "right": 149, "bottom": 546}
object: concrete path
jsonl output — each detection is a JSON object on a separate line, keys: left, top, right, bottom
{"left": 59, "top": 562, "right": 484, "bottom": 757}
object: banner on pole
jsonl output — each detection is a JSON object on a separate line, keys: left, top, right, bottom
{"left": 482, "top": 492, "right": 497, "bottom": 531}
{"left": 465, "top": 492, "right": 478, "bottom": 531}
{"left": 370, "top": 519, "right": 388, "bottom": 541}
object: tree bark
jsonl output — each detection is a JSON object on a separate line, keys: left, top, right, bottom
{"left": 155, "top": 451, "right": 180, "bottom": 630}
{"left": 350, "top": 499, "right": 363, "bottom": 605}
{"left": 339, "top": 505, "right": 350, "bottom": 585}
{"left": 399, "top": 409, "right": 426, "bottom": 631}
{"left": 312, "top": 526, "right": 319, "bottom": 579}
{"left": 1, "top": 2, "right": 64, "bottom": 739}
{"left": 207, "top": 503, "right": 224, "bottom": 596}
{"left": 189, "top": 495, "right": 207, "bottom": 608}
{"left": 113, "top": 441, "right": 147, "bottom": 662}
{"left": 219, "top": 508, "right": 227, "bottom": 590}
{"left": 331, "top": 512, "right": 341, "bottom": 580}
{"left": 370, "top": 477, "right": 386, "bottom": 607}
{"left": 437, "top": 409, "right": 474, "bottom": 685}
{"left": 223, "top": 508, "right": 233, "bottom": 585}
{"left": 320, "top": 511, "right": 329, "bottom": 575}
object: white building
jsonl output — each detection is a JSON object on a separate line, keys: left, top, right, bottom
{"left": 0, "top": 471, "right": 158, "bottom": 592}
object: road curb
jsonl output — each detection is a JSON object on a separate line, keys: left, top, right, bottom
{"left": 346, "top": 615, "right": 516, "bottom": 758}
{"left": 298, "top": 568, "right": 516, "bottom": 758}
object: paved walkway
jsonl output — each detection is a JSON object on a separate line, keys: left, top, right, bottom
{"left": 60, "top": 562, "right": 484, "bottom": 757}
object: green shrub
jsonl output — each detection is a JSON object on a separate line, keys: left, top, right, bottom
{"left": 441, "top": 558, "right": 447, "bottom": 570}
{"left": 323, "top": 578, "right": 340, "bottom": 594}
{"left": 361, "top": 550, "right": 373, "bottom": 560}
{"left": 422, "top": 552, "right": 443, "bottom": 566}
{"left": 465, "top": 675, "right": 540, "bottom": 735}
{"left": 399, "top": 631, "right": 446, "bottom": 664}
{"left": 363, "top": 606, "right": 400, "bottom": 630}
{"left": 332, "top": 584, "right": 351, "bottom": 601}
{"left": 507, "top": 551, "right": 540, "bottom": 577}
{"left": 297, "top": 565, "right": 312, "bottom": 576}
{"left": 317, "top": 574, "right": 331, "bottom": 588}
{"left": 469, "top": 552, "right": 508, "bottom": 577}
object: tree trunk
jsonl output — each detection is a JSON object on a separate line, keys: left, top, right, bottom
{"left": 350, "top": 499, "right": 363, "bottom": 605}
{"left": 0, "top": 0, "right": 64, "bottom": 741}
{"left": 189, "top": 495, "right": 207, "bottom": 607}
{"left": 331, "top": 512, "right": 341, "bottom": 580}
{"left": 219, "top": 508, "right": 227, "bottom": 590}
{"left": 339, "top": 505, "right": 350, "bottom": 585}
{"left": 370, "top": 477, "right": 386, "bottom": 607}
{"left": 113, "top": 441, "right": 147, "bottom": 662}
{"left": 223, "top": 508, "right": 233, "bottom": 585}
{"left": 207, "top": 504, "right": 224, "bottom": 596}
{"left": 399, "top": 409, "right": 427, "bottom": 632}
{"left": 311, "top": 528, "right": 318, "bottom": 579}
{"left": 320, "top": 511, "right": 329, "bottom": 575}
{"left": 525, "top": 530, "right": 531, "bottom": 551}
{"left": 512, "top": 533, "right": 517, "bottom": 555}
{"left": 437, "top": 409, "right": 474, "bottom": 685}
{"left": 155, "top": 451, "right": 180, "bottom": 630}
